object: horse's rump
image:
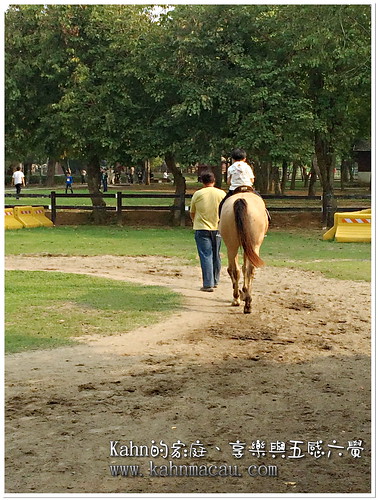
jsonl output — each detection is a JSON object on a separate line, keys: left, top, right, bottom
{"left": 233, "top": 197, "right": 265, "bottom": 268}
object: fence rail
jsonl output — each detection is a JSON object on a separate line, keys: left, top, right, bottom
{"left": 4, "top": 191, "right": 371, "bottom": 226}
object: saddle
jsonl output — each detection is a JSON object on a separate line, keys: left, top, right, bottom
{"left": 232, "top": 185, "right": 255, "bottom": 195}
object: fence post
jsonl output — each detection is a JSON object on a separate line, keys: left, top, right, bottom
{"left": 180, "top": 193, "right": 186, "bottom": 227}
{"left": 116, "top": 191, "right": 123, "bottom": 224}
{"left": 322, "top": 192, "right": 337, "bottom": 228}
{"left": 50, "top": 191, "right": 56, "bottom": 224}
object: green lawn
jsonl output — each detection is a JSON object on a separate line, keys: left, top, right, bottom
{"left": 5, "top": 225, "right": 200, "bottom": 261}
{"left": 5, "top": 225, "right": 370, "bottom": 353}
{"left": 5, "top": 225, "right": 371, "bottom": 281}
{"left": 5, "top": 270, "right": 181, "bottom": 353}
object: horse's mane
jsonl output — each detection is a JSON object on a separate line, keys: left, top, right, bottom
{"left": 234, "top": 198, "right": 265, "bottom": 268}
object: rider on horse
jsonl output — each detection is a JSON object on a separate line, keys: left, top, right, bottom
{"left": 219, "top": 148, "right": 271, "bottom": 222}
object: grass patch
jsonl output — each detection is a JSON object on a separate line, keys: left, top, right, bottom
{"left": 5, "top": 270, "right": 181, "bottom": 353}
{"left": 263, "top": 231, "right": 371, "bottom": 281}
{"left": 5, "top": 225, "right": 199, "bottom": 262}
{"left": 263, "top": 230, "right": 370, "bottom": 261}
{"left": 5, "top": 225, "right": 371, "bottom": 282}
{"left": 268, "top": 259, "right": 371, "bottom": 281}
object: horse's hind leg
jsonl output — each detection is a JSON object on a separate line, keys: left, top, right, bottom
{"left": 227, "top": 251, "right": 241, "bottom": 306}
{"left": 242, "top": 257, "right": 255, "bottom": 314}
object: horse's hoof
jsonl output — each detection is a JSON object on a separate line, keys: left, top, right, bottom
{"left": 231, "top": 300, "right": 240, "bottom": 307}
{"left": 244, "top": 309, "right": 252, "bottom": 314}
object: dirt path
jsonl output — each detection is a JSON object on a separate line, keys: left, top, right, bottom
{"left": 5, "top": 255, "right": 371, "bottom": 495}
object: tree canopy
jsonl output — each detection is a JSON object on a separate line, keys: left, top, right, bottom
{"left": 5, "top": 4, "right": 371, "bottom": 215}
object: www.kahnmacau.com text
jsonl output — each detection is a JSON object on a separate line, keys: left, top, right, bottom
{"left": 109, "top": 461, "right": 278, "bottom": 478}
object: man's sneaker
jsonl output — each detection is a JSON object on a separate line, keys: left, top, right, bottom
{"left": 200, "top": 287, "right": 214, "bottom": 292}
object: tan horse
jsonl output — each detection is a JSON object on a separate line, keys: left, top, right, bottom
{"left": 219, "top": 192, "right": 268, "bottom": 314}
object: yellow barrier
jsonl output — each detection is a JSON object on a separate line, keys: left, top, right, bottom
{"left": 31, "top": 206, "right": 54, "bottom": 227}
{"left": 4, "top": 208, "right": 23, "bottom": 230}
{"left": 13, "top": 206, "right": 43, "bottom": 228}
{"left": 323, "top": 209, "right": 371, "bottom": 242}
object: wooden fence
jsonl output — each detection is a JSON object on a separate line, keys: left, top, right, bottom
{"left": 4, "top": 191, "right": 371, "bottom": 226}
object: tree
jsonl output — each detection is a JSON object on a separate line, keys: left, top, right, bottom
{"left": 41, "top": 5, "right": 154, "bottom": 221}
{"left": 5, "top": 6, "right": 63, "bottom": 169}
{"left": 136, "top": 5, "right": 316, "bottom": 193}
{"left": 271, "top": 5, "right": 371, "bottom": 224}
{"left": 5, "top": 5, "right": 155, "bottom": 221}
{"left": 5, "top": 4, "right": 370, "bottom": 225}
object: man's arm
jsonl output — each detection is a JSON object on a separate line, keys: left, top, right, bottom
{"left": 190, "top": 204, "right": 196, "bottom": 221}
{"left": 190, "top": 193, "right": 197, "bottom": 221}
{"left": 189, "top": 201, "right": 195, "bottom": 221}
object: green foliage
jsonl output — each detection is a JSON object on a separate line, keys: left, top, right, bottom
{"left": 5, "top": 270, "right": 181, "bottom": 353}
{"left": 5, "top": 5, "right": 370, "bottom": 182}
{"left": 277, "top": 5, "right": 371, "bottom": 155}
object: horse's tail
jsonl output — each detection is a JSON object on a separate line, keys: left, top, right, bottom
{"left": 234, "top": 198, "right": 265, "bottom": 268}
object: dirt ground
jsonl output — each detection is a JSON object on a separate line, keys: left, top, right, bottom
{"left": 5, "top": 252, "right": 371, "bottom": 495}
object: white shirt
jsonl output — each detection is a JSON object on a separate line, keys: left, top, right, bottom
{"left": 12, "top": 171, "right": 25, "bottom": 184}
{"left": 227, "top": 161, "right": 254, "bottom": 190}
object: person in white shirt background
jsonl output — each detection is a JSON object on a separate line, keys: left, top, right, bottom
{"left": 12, "top": 166, "right": 25, "bottom": 199}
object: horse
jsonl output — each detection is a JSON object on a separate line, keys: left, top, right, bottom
{"left": 219, "top": 192, "right": 268, "bottom": 314}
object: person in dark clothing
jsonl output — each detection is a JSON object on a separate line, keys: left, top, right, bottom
{"left": 65, "top": 173, "right": 73, "bottom": 194}
{"left": 101, "top": 169, "right": 108, "bottom": 192}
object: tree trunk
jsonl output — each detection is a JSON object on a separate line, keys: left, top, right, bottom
{"left": 46, "top": 158, "right": 56, "bottom": 187}
{"left": 268, "top": 162, "right": 274, "bottom": 193}
{"left": 309, "top": 69, "right": 336, "bottom": 226}
{"left": 24, "top": 162, "right": 32, "bottom": 184}
{"left": 314, "top": 131, "right": 336, "bottom": 227}
{"left": 165, "top": 152, "right": 186, "bottom": 226}
{"left": 290, "top": 161, "right": 299, "bottom": 190}
{"left": 340, "top": 159, "right": 350, "bottom": 190}
{"left": 308, "top": 164, "right": 317, "bottom": 196}
{"left": 272, "top": 166, "right": 281, "bottom": 195}
{"left": 214, "top": 162, "right": 223, "bottom": 189}
{"left": 86, "top": 154, "right": 107, "bottom": 224}
{"left": 254, "top": 161, "right": 269, "bottom": 194}
{"left": 280, "top": 159, "right": 288, "bottom": 194}
{"left": 61, "top": 159, "right": 70, "bottom": 175}
{"left": 302, "top": 166, "right": 310, "bottom": 188}
{"left": 144, "top": 159, "right": 151, "bottom": 185}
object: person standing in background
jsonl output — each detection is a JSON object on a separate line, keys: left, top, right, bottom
{"left": 65, "top": 172, "right": 73, "bottom": 194}
{"left": 101, "top": 168, "right": 108, "bottom": 192}
{"left": 12, "top": 166, "right": 25, "bottom": 199}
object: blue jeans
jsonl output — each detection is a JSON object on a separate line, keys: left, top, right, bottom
{"left": 194, "top": 230, "right": 222, "bottom": 288}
